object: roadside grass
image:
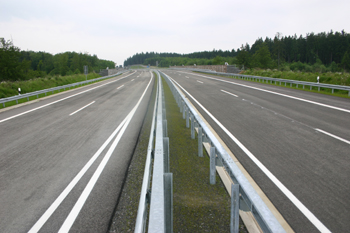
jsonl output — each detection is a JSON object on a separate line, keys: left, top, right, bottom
{"left": 0, "top": 73, "right": 107, "bottom": 109}
{"left": 244, "top": 69, "right": 350, "bottom": 86}
{"left": 110, "top": 72, "right": 246, "bottom": 232}
{"left": 129, "top": 65, "right": 147, "bottom": 69}
{"left": 197, "top": 70, "right": 350, "bottom": 99}
{"left": 162, "top": 75, "right": 236, "bottom": 232}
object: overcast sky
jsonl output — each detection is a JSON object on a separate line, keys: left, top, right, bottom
{"left": 1, "top": 0, "right": 349, "bottom": 66}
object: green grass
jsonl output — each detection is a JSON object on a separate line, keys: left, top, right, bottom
{"left": 0, "top": 73, "right": 106, "bottom": 109}
{"left": 244, "top": 69, "right": 350, "bottom": 86}
{"left": 129, "top": 65, "right": 148, "bottom": 69}
{"left": 110, "top": 73, "right": 246, "bottom": 232}
{"left": 162, "top": 75, "right": 234, "bottom": 232}
{"left": 200, "top": 69, "right": 350, "bottom": 98}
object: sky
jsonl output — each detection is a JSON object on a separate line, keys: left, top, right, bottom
{"left": 1, "top": 0, "right": 350, "bottom": 66}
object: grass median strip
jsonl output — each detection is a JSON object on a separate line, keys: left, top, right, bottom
{"left": 110, "top": 74, "right": 247, "bottom": 232}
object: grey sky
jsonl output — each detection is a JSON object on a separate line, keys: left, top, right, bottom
{"left": 1, "top": 0, "right": 349, "bottom": 66}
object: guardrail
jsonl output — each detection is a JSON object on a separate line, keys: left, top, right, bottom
{"left": 135, "top": 71, "right": 173, "bottom": 232}
{"left": 0, "top": 70, "right": 129, "bottom": 108}
{"left": 159, "top": 70, "right": 286, "bottom": 233}
{"left": 171, "top": 67, "right": 350, "bottom": 96}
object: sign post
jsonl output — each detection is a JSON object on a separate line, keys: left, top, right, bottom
{"left": 84, "top": 65, "right": 88, "bottom": 81}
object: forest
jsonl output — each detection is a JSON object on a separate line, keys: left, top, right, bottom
{"left": 0, "top": 38, "right": 115, "bottom": 82}
{"left": 123, "top": 30, "right": 350, "bottom": 72}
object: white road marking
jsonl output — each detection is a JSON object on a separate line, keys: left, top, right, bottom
{"left": 221, "top": 90, "right": 238, "bottom": 97}
{"left": 28, "top": 73, "right": 152, "bottom": 233}
{"left": 185, "top": 76, "right": 189, "bottom": 79}
{"left": 180, "top": 71, "right": 350, "bottom": 114}
{"left": 0, "top": 72, "right": 136, "bottom": 124}
{"left": 197, "top": 80, "right": 203, "bottom": 84}
{"left": 58, "top": 73, "right": 153, "bottom": 233}
{"left": 117, "top": 85, "right": 124, "bottom": 89}
{"left": 28, "top": 116, "right": 127, "bottom": 233}
{"left": 170, "top": 76, "right": 331, "bottom": 233}
{"left": 69, "top": 101, "right": 95, "bottom": 116}
{"left": 315, "top": 129, "right": 350, "bottom": 145}
{"left": 131, "top": 79, "right": 134, "bottom": 81}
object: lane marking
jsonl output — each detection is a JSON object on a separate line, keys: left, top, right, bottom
{"left": 28, "top": 73, "right": 153, "bottom": 233}
{"left": 131, "top": 79, "right": 134, "bottom": 81}
{"left": 315, "top": 129, "right": 350, "bottom": 145}
{"left": 179, "top": 71, "right": 350, "bottom": 114}
{"left": 185, "top": 76, "right": 189, "bottom": 79}
{"left": 197, "top": 80, "right": 203, "bottom": 84}
{"left": 117, "top": 85, "right": 124, "bottom": 89}
{"left": 0, "top": 72, "right": 136, "bottom": 124}
{"left": 58, "top": 73, "right": 153, "bottom": 233}
{"left": 28, "top": 116, "right": 127, "bottom": 233}
{"left": 221, "top": 90, "right": 238, "bottom": 97}
{"left": 69, "top": 101, "right": 95, "bottom": 116}
{"left": 169, "top": 76, "right": 331, "bottom": 233}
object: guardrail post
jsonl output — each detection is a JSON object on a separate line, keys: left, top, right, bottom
{"left": 164, "top": 173, "right": 173, "bottom": 233}
{"left": 230, "top": 184, "right": 240, "bottom": 233}
{"left": 163, "top": 120, "right": 168, "bottom": 137}
{"left": 164, "top": 137, "right": 170, "bottom": 173}
{"left": 210, "top": 147, "right": 216, "bottom": 185}
{"left": 186, "top": 108, "right": 189, "bottom": 128}
{"left": 198, "top": 127, "right": 203, "bottom": 157}
{"left": 318, "top": 86, "right": 320, "bottom": 91}
{"left": 191, "top": 114, "right": 195, "bottom": 139}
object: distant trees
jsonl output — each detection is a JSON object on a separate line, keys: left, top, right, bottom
{"left": 124, "top": 30, "right": 350, "bottom": 73}
{"left": 0, "top": 38, "right": 115, "bottom": 81}
{"left": 0, "top": 38, "right": 26, "bottom": 80}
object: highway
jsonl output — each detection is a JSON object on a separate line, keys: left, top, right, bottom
{"left": 162, "top": 70, "right": 350, "bottom": 233}
{"left": 0, "top": 71, "right": 154, "bottom": 232}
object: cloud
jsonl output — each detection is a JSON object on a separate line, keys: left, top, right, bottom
{"left": 1, "top": 0, "right": 349, "bottom": 66}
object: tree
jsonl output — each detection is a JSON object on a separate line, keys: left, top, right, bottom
{"left": 251, "top": 43, "right": 272, "bottom": 69}
{"left": 236, "top": 46, "right": 251, "bottom": 69}
{"left": 0, "top": 38, "right": 24, "bottom": 81}
{"left": 341, "top": 51, "right": 350, "bottom": 71}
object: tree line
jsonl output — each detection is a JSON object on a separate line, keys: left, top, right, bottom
{"left": 123, "top": 30, "right": 350, "bottom": 72}
{"left": 0, "top": 38, "right": 115, "bottom": 81}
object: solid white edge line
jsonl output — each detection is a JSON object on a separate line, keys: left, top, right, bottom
{"left": 170, "top": 76, "right": 331, "bottom": 233}
{"left": 28, "top": 116, "right": 128, "bottom": 233}
{"left": 0, "top": 72, "right": 136, "bottom": 124}
{"left": 221, "top": 90, "right": 238, "bottom": 97}
{"left": 28, "top": 71, "right": 144, "bottom": 233}
{"left": 180, "top": 71, "right": 350, "bottom": 114}
{"left": 315, "top": 128, "right": 350, "bottom": 145}
{"left": 69, "top": 101, "right": 95, "bottom": 116}
{"left": 58, "top": 73, "right": 153, "bottom": 233}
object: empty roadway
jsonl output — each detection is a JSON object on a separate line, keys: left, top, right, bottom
{"left": 0, "top": 71, "right": 154, "bottom": 232}
{"left": 162, "top": 70, "right": 350, "bottom": 233}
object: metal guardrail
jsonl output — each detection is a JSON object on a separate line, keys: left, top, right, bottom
{"left": 159, "top": 70, "right": 286, "bottom": 233}
{"left": 171, "top": 67, "right": 350, "bottom": 96}
{"left": 135, "top": 71, "right": 173, "bottom": 232}
{"left": 0, "top": 70, "right": 129, "bottom": 108}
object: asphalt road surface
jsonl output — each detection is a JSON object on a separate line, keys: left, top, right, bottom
{"left": 162, "top": 70, "right": 350, "bottom": 233}
{"left": 0, "top": 71, "right": 154, "bottom": 232}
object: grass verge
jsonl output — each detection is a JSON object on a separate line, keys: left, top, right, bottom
{"left": 109, "top": 73, "right": 247, "bottom": 232}
{"left": 196, "top": 71, "right": 350, "bottom": 99}
{"left": 0, "top": 73, "right": 114, "bottom": 109}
